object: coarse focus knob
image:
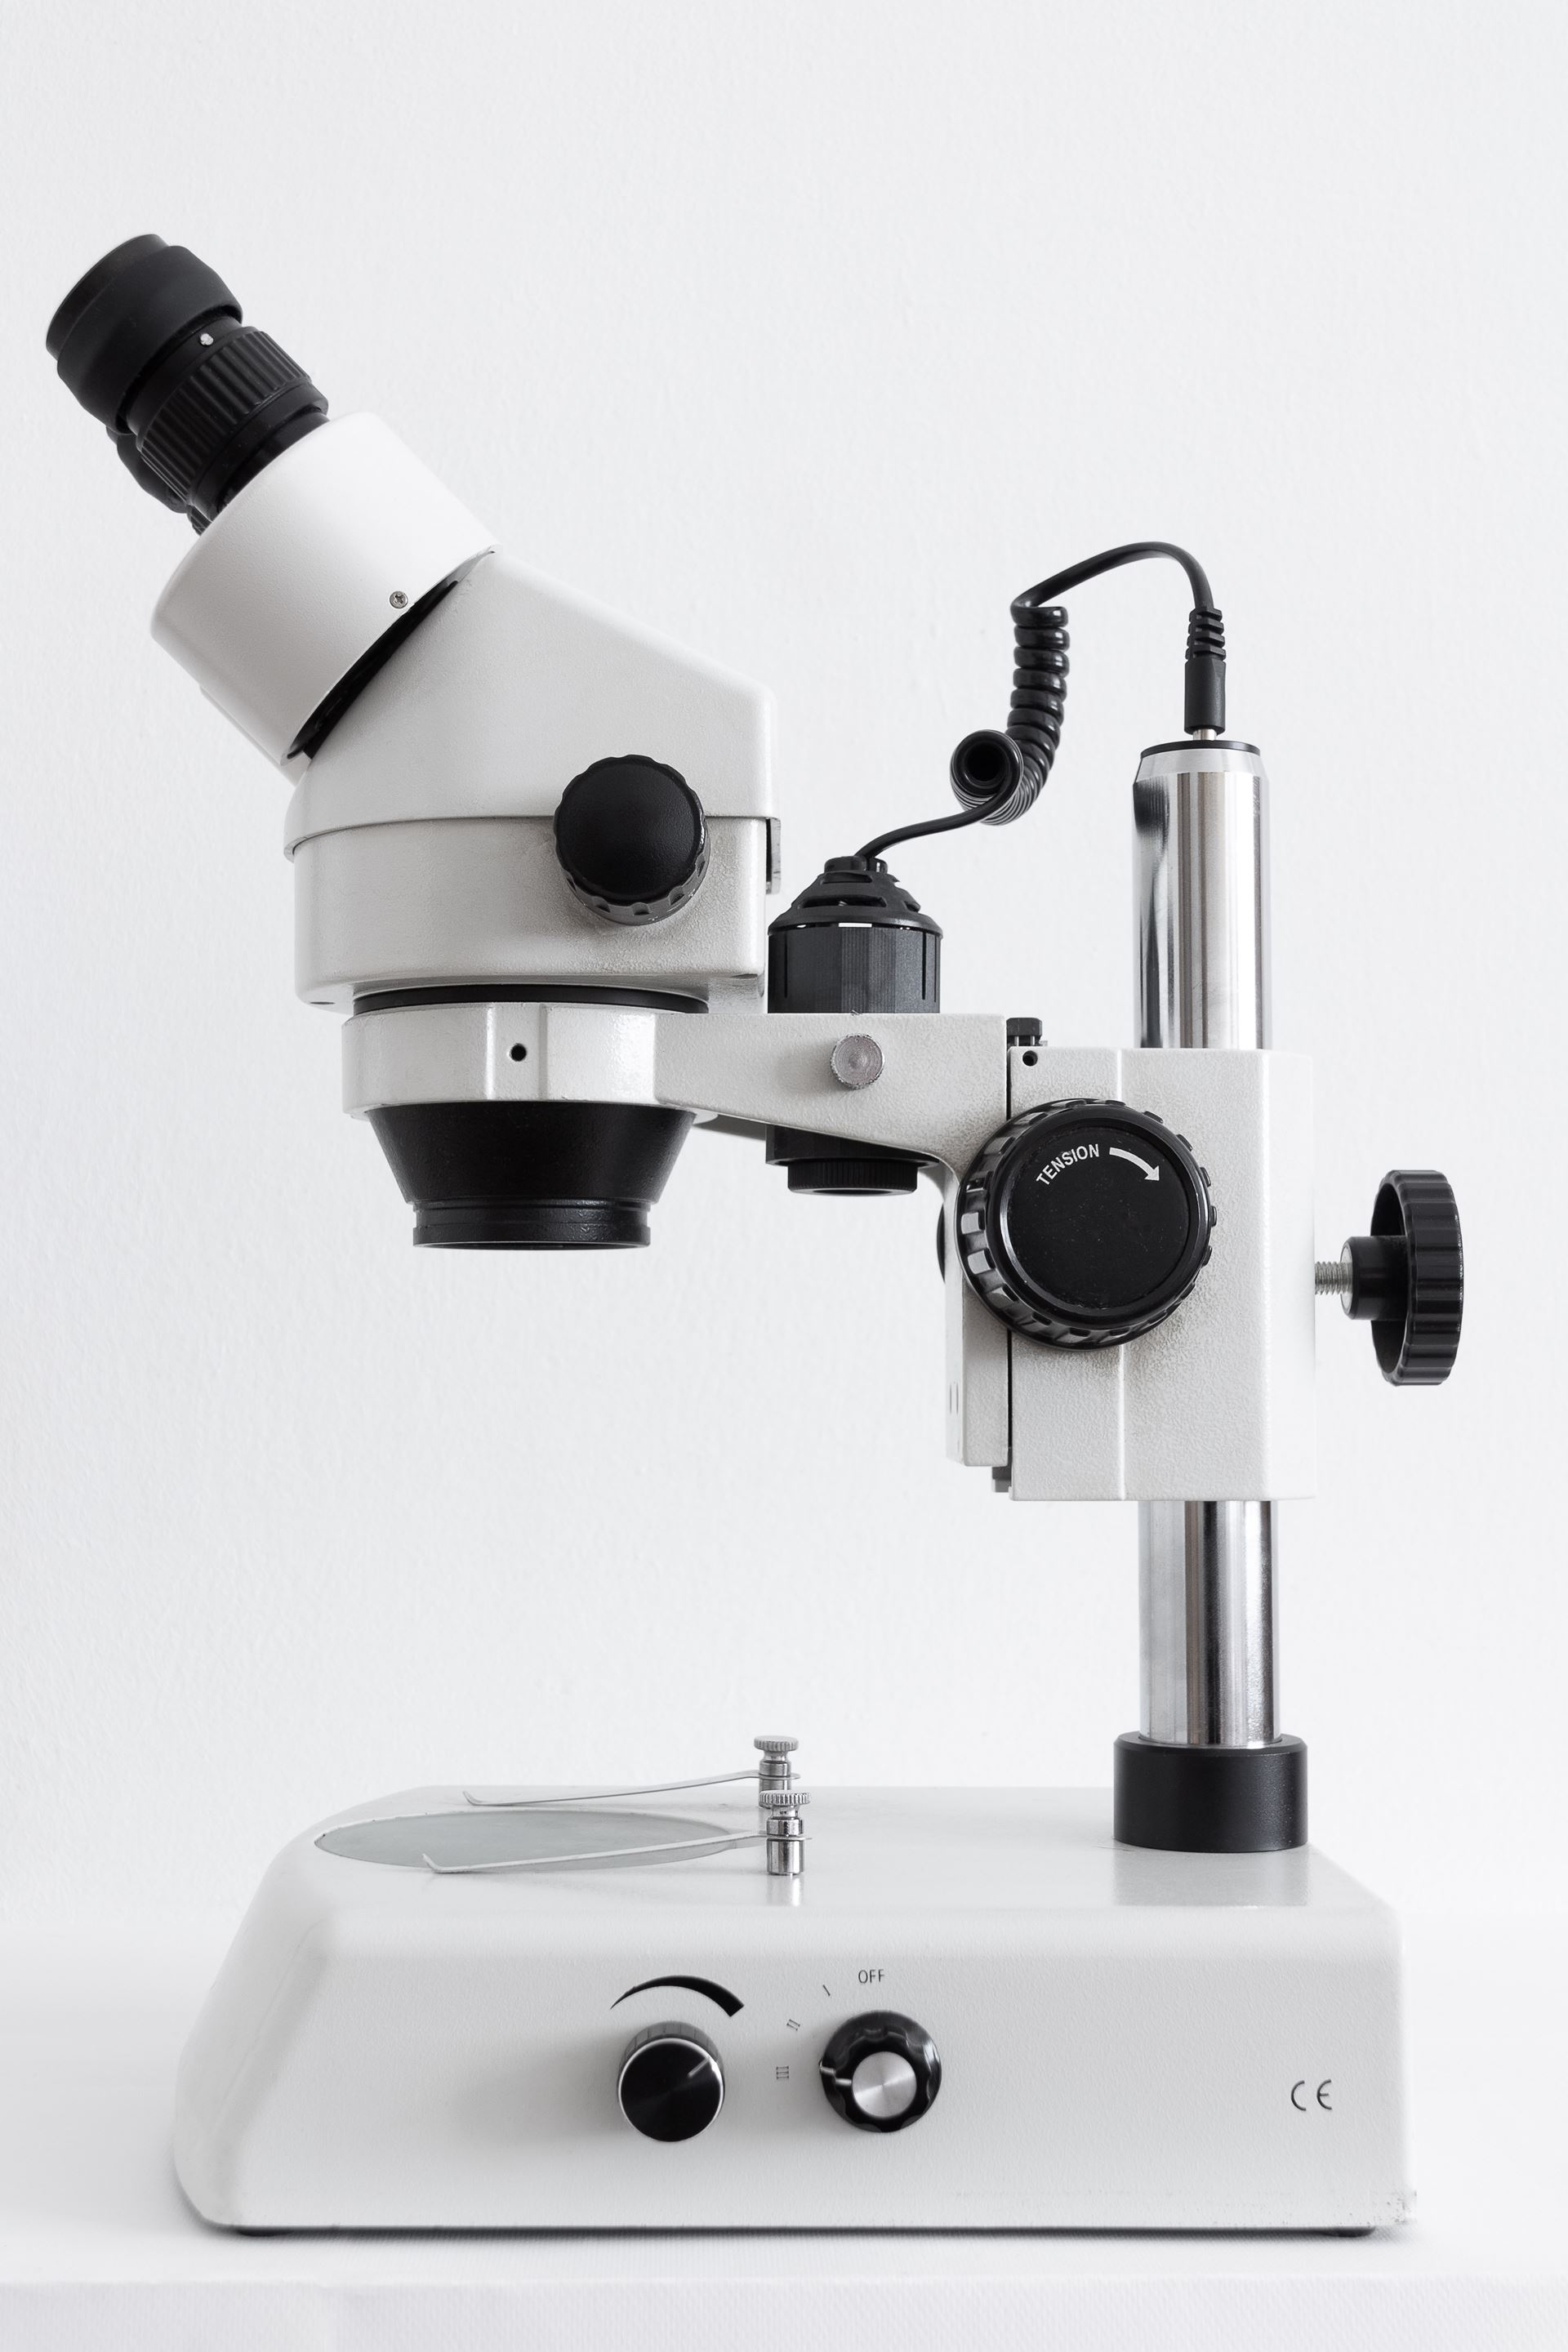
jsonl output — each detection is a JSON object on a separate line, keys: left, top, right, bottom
{"left": 1318, "top": 1169, "right": 1463, "bottom": 1386}
{"left": 820, "top": 2012, "right": 941, "bottom": 2132}
{"left": 960, "top": 1099, "right": 1215, "bottom": 1348}
{"left": 617, "top": 2021, "right": 724, "bottom": 2141}
{"left": 555, "top": 755, "right": 708, "bottom": 925}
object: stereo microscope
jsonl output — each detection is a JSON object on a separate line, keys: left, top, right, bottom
{"left": 47, "top": 237, "right": 1462, "bottom": 2232}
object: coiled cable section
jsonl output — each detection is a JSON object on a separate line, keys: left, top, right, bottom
{"left": 982, "top": 592, "right": 1071, "bottom": 824}
{"left": 858, "top": 540, "right": 1224, "bottom": 862}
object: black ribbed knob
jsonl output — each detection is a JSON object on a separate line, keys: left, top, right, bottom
{"left": 960, "top": 1099, "right": 1215, "bottom": 1348}
{"left": 819, "top": 2013, "right": 941, "bottom": 2133}
{"left": 1328, "top": 1169, "right": 1463, "bottom": 1386}
{"left": 554, "top": 756, "right": 708, "bottom": 925}
{"left": 617, "top": 2022, "right": 724, "bottom": 2141}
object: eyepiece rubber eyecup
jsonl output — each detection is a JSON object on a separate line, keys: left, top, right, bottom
{"left": 48, "top": 236, "right": 240, "bottom": 427}
{"left": 47, "top": 234, "right": 326, "bottom": 524}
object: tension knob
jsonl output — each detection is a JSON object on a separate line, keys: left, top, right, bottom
{"left": 959, "top": 1099, "right": 1215, "bottom": 1348}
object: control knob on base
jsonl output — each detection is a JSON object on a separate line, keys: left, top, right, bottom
{"left": 617, "top": 2021, "right": 724, "bottom": 2140}
{"left": 819, "top": 2012, "right": 941, "bottom": 2132}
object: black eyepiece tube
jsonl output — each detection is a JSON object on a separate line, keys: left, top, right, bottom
{"left": 47, "top": 235, "right": 327, "bottom": 527}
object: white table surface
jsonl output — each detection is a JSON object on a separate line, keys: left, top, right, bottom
{"left": 0, "top": 1910, "right": 1563, "bottom": 2350}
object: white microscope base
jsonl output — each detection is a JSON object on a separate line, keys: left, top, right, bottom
{"left": 174, "top": 1787, "right": 1410, "bottom": 2233}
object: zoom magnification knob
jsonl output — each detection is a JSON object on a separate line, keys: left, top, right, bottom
{"left": 819, "top": 2012, "right": 941, "bottom": 2133}
{"left": 1320, "top": 1169, "right": 1463, "bottom": 1386}
{"left": 555, "top": 755, "right": 709, "bottom": 925}
{"left": 617, "top": 2021, "right": 724, "bottom": 2141}
{"left": 960, "top": 1099, "right": 1215, "bottom": 1348}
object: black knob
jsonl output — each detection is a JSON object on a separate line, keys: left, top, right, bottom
{"left": 555, "top": 756, "right": 708, "bottom": 925}
{"left": 820, "top": 2012, "right": 941, "bottom": 2133}
{"left": 617, "top": 2021, "right": 724, "bottom": 2141}
{"left": 959, "top": 1099, "right": 1215, "bottom": 1348}
{"left": 1328, "top": 1169, "right": 1463, "bottom": 1386}
{"left": 47, "top": 236, "right": 327, "bottom": 525}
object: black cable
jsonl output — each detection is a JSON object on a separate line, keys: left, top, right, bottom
{"left": 858, "top": 782, "right": 1013, "bottom": 865}
{"left": 855, "top": 541, "right": 1225, "bottom": 861}
{"left": 1027, "top": 540, "right": 1213, "bottom": 612}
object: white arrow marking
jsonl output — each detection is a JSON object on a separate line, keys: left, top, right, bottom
{"left": 1109, "top": 1147, "right": 1160, "bottom": 1181}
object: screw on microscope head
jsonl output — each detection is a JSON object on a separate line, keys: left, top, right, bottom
{"left": 754, "top": 1736, "right": 798, "bottom": 1756}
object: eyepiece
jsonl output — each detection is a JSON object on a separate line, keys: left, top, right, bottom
{"left": 47, "top": 234, "right": 327, "bottom": 527}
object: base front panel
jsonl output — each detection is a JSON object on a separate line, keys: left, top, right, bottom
{"left": 175, "top": 1787, "right": 1410, "bottom": 2230}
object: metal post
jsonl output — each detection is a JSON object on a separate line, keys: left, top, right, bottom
{"left": 1133, "top": 743, "right": 1277, "bottom": 1753}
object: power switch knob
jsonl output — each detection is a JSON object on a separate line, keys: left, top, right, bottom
{"left": 819, "top": 2011, "right": 941, "bottom": 2132}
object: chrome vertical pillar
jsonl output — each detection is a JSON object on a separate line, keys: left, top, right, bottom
{"left": 1131, "top": 742, "right": 1284, "bottom": 1764}
{"left": 1139, "top": 1499, "right": 1276, "bottom": 1745}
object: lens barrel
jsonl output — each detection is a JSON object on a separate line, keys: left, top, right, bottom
{"left": 47, "top": 235, "right": 327, "bottom": 526}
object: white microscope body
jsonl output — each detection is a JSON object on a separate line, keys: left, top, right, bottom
{"left": 48, "top": 238, "right": 1463, "bottom": 2231}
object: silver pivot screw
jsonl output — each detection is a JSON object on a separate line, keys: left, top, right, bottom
{"left": 755, "top": 1735, "right": 807, "bottom": 1877}
{"left": 830, "top": 1034, "right": 883, "bottom": 1089}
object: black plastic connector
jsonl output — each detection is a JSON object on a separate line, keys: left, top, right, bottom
{"left": 765, "top": 856, "right": 938, "bottom": 1196}
{"left": 1183, "top": 604, "right": 1227, "bottom": 733}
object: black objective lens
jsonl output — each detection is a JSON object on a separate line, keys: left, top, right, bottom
{"left": 47, "top": 235, "right": 327, "bottom": 527}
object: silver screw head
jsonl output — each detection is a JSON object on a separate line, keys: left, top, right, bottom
{"left": 389, "top": 589, "right": 410, "bottom": 609}
{"left": 830, "top": 1034, "right": 883, "bottom": 1089}
{"left": 755, "top": 1735, "right": 798, "bottom": 1755}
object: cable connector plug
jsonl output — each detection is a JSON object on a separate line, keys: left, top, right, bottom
{"left": 1183, "top": 605, "right": 1227, "bottom": 735}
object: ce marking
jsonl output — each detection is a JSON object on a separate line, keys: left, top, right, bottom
{"left": 1291, "top": 2078, "right": 1333, "bottom": 2112}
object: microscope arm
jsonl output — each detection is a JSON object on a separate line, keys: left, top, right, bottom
{"left": 342, "top": 1000, "right": 1316, "bottom": 1503}
{"left": 666, "top": 1015, "right": 1317, "bottom": 1507}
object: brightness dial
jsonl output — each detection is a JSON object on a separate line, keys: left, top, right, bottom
{"left": 617, "top": 2022, "right": 724, "bottom": 2141}
{"left": 960, "top": 1098, "right": 1214, "bottom": 1348}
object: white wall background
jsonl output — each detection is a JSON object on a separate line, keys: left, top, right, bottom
{"left": 1, "top": 0, "right": 1561, "bottom": 1928}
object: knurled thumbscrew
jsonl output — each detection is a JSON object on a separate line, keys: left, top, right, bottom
{"left": 1316, "top": 1169, "right": 1462, "bottom": 1387}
